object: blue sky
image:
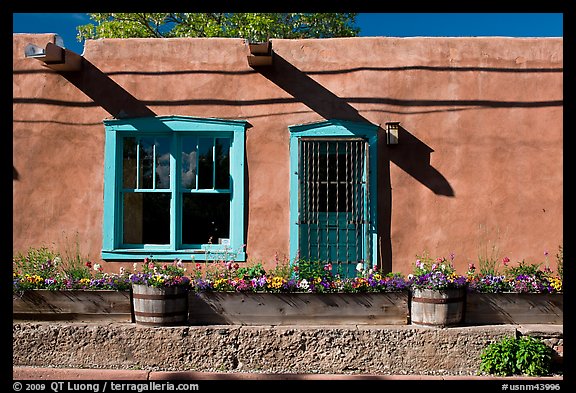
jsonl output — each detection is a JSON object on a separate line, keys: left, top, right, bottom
{"left": 13, "top": 13, "right": 563, "bottom": 55}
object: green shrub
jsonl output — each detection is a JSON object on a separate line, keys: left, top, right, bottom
{"left": 480, "top": 336, "right": 553, "bottom": 376}
{"left": 13, "top": 246, "right": 60, "bottom": 279}
{"left": 556, "top": 245, "right": 563, "bottom": 281}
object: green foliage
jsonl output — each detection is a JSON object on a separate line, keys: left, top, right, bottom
{"left": 13, "top": 246, "right": 60, "bottom": 279}
{"left": 476, "top": 225, "right": 505, "bottom": 276}
{"left": 295, "top": 259, "right": 330, "bottom": 281}
{"left": 480, "top": 336, "right": 553, "bottom": 377}
{"left": 504, "top": 259, "right": 542, "bottom": 278}
{"left": 77, "top": 13, "right": 359, "bottom": 42}
{"left": 556, "top": 245, "right": 563, "bottom": 281}
{"left": 59, "top": 232, "right": 91, "bottom": 281}
{"left": 236, "top": 262, "right": 267, "bottom": 280}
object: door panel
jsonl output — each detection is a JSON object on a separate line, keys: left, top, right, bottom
{"left": 298, "top": 139, "right": 368, "bottom": 276}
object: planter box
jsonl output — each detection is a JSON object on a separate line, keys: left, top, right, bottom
{"left": 13, "top": 290, "right": 562, "bottom": 326}
{"left": 464, "top": 292, "right": 563, "bottom": 325}
{"left": 12, "top": 290, "right": 133, "bottom": 322}
{"left": 188, "top": 291, "right": 410, "bottom": 325}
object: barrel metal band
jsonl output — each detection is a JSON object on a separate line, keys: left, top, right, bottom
{"left": 134, "top": 310, "right": 187, "bottom": 317}
{"left": 132, "top": 320, "right": 185, "bottom": 326}
{"left": 132, "top": 293, "right": 188, "bottom": 300}
{"left": 412, "top": 296, "right": 463, "bottom": 304}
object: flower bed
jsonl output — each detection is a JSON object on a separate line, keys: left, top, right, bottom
{"left": 12, "top": 247, "right": 563, "bottom": 326}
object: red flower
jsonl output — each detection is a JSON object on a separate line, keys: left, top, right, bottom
{"left": 85, "top": 261, "right": 92, "bottom": 268}
{"left": 502, "top": 257, "right": 510, "bottom": 266}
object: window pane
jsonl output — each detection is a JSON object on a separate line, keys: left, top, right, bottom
{"left": 123, "top": 193, "right": 170, "bottom": 244}
{"left": 215, "top": 138, "right": 230, "bottom": 189}
{"left": 139, "top": 138, "right": 154, "bottom": 189}
{"left": 198, "top": 138, "right": 214, "bottom": 189}
{"left": 137, "top": 137, "right": 171, "bottom": 189}
{"left": 182, "top": 193, "right": 230, "bottom": 245}
{"left": 123, "top": 137, "right": 137, "bottom": 189}
{"left": 181, "top": 136, "right": 197, "bottom": 189}
{"left": 155, "top": 137, "right": 170, "bottom": 189}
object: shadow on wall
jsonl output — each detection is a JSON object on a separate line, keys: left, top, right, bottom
{"left": 257, "top": 52, "right": 454, "bottom": 197}
{"left": 256, "top": 52, "right": 455, "bottom": 272}
{"left": 390, "top": 125, "right": 454, "bottom": 197}
{"left": 15, "top": 47, "right": 455, "bottom": 271}
{"left": 61, "top": 57, "right": 157, "bottom": 119}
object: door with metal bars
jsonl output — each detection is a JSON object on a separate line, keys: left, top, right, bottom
{"left": 298, "top": 138, "right": 369, "bottom": 277}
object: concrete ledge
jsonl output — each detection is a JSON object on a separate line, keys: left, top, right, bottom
{"left": 12, "top": 322, "right": 563, "bottom": 376}
{"left": 13, "top": 366, "right": 564, "bottom": 381}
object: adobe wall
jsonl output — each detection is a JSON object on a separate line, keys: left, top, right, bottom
{"left": 13, "top": 34, "right": 563, "bottom": 275}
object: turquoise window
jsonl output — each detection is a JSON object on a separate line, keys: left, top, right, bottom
{"left": 102, "top": 116, "right": 248, "bottom": 261}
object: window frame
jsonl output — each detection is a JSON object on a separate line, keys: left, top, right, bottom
{"left": 102, "top": 116, "right": 248, "bottom": 261}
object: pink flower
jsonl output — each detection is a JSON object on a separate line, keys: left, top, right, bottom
{"left": 468, "top": 263, "right": 476, "bottom": 271}
{"left": 148, "top": 262, "right": 155, "bottom": 270}
{"left": 502, "top": 257, "right": 510, "bottom": 266}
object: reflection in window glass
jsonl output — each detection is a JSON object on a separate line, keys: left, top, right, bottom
{"left": 139, "top": 138, "right": 154, "bottom": 189}
{"left": 215, "top": 138, "right": 230, "bottom": 189}
{"left": 181, "top": 137, "right": 197, "bottom": 189}
{"left": 155, "top": 137, "right": 170, "bottom": 189}
{"left": 198, "top": 138, "right": 214, "bottom": 189}
{"left": 137, "top": 137, "right": 170, "bottom": 189}
{"left": 123, "top": 193, "right": 171, "bottom": 244}
{"left": 123, "top": 137, "right": 137, "bottom": 189}
{"left": 182, "top": 193, "right": 230, "bottom": 245}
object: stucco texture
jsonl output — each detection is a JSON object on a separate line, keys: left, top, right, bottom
{"left": 13, "top": 34, "right": 563, "bottom": 275}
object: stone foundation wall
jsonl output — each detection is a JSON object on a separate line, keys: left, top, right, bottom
{"left": 12, "top": 322, "right": 563, "bottom": 376}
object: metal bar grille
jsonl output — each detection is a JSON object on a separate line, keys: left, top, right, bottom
{"left": 298, "top": 138, "right": 368, "bottom": 274}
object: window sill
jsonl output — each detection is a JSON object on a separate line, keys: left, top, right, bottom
{"left": 101, "top": 249, "right": 246, "bottom": 262}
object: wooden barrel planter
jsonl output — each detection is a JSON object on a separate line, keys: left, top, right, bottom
{"left": 410, "top": 288, "right": 466, "bottom": 327}
{"left": 132, "top": 284, "right": 189, "bottom": 327}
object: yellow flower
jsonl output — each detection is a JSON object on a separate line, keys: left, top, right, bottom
{"left": 269, "top": 276, "right": 286, "bottom": 289}
{"left": 25, "top": 274, "right": 43, "bottom": 284}
{"left": 549, "top": 277, "right": 562, "bottom": 292}
{"left": 214, "top": 278, "right": 228, "bottom": 290}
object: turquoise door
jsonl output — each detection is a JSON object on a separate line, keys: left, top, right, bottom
{"left": 298, "top": 139, "right": 368, "bottom": 277}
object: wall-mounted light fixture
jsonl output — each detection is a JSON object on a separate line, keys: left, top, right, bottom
{"left": 386, "top": 122, "right": 400, "bottom": 145}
